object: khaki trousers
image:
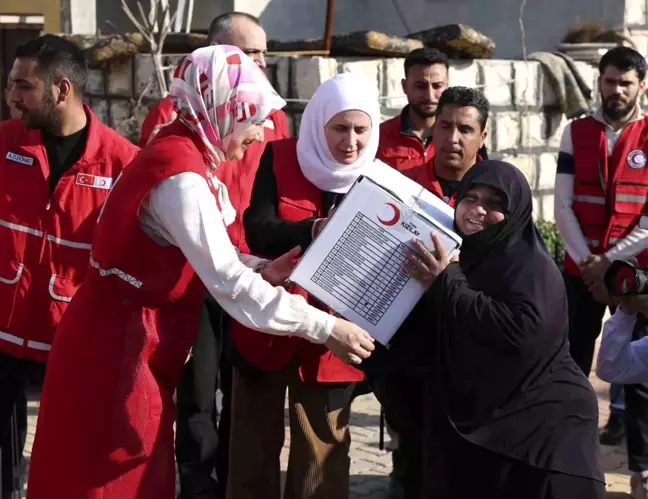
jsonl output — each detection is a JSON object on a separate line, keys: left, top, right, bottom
{"left": 226, "top": 364, "right": 351, "bottom": 499}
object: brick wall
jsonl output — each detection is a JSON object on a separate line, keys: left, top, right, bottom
{"left": 86, "top": 54, "right": 605, "bottom": 221}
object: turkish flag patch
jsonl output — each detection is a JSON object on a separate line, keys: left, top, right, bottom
{"left": 76, "top": 173, "right": 113, "bottom": 190}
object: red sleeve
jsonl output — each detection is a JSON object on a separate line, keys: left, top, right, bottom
{"left": 271, "top": 110, "right": 290, "bottom": 139}
{"left": 375, "top": 120, "right": 392, "bottom": 164}
{"left": 139, "top": 96, "right": 174, "bottom": 147}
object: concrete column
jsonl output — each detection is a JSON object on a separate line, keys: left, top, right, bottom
{"left": 68, "top": 0, "right": 96, "bottom": 34}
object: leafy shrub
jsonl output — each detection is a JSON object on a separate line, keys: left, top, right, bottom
{"left": 536, "top": 219, "right": 565, "bottom": 269}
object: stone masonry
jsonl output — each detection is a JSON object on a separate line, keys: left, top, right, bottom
{"left": 85, "top": 53, "right": 609, "bottom": 222}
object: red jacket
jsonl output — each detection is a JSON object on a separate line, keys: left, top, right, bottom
{"left": 0, "top": 106, "right": 138, "bottom": 362}
{"left": 565, "top": 115, "right": 648, "bottom": 275}
{"left": 377, "top": 114, "right": 435, "bottom": 172}
{"left": 27, "top": 121, "right": 210, "bottom": 498}
{"left": 405, "top": 156, "right": 457, "bottom": 207}
{"left": 230, "top": 137, "right": 363, "bottom": 383}
{"left": 139, "top": 95, "right": 175, "bottom": 147}
{"left": 217, "top": 109, "right": 289, "bottom": 252}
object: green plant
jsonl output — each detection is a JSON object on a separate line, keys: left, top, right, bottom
{"left": 536, "top": 219, "right": 565, "bottom": 269}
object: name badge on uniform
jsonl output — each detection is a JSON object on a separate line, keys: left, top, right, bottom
{"left": 6, "top": 152, "right": 34, "bottom": 166}
{"left": 76, "top": 173, "right": 113, "bottom": 190}
{"left": 627, "top": 149, "right": 647, "bottom": 169}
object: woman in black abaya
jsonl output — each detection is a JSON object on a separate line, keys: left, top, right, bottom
{"left": 406, "top": 160, "right": 605, "bottom": 498}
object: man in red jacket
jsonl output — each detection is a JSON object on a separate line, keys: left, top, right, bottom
{"left": 4, "top": 87, "right": 20, "bottom": 120}
{"left": 377, "top": 48, "right": 487, "bottom": 174}
{"left": 0, "top": 35, "right": 138, "bottom": 496}
{"left": 377, "top": 48, "right": 447, "bottom": 171}
{"left": 139, "top": 12, "right": 270, "bottom": 147}
{"left": 144, "top": 13, "right": 289, "bottom": 499}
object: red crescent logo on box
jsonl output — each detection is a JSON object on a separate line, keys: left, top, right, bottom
{"left": 377, "top": 203, "right": 400, "bottom": 226}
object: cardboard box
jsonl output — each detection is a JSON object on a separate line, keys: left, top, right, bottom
{"left": 289, "top": 162, "right": 462, "bottom": 345}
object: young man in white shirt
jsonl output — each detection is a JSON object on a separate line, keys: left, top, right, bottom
{"left": 598, "top": 291, "right": 648, "bottom": 499}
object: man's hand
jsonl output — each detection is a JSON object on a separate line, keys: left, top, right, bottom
{"left": 580, "top": 254, "right": 611, "bottom": 287}
{"left": 619, "top": 295, "right": 648, "bottom": 315}
{"left": 589, "top": 281, "right": 611, "bottom": 305}
{"left": 325, "top": 318, "right": 375, "bottom": 365}
{"left": 261, "top": 246, "right": 301, "bottom": 286}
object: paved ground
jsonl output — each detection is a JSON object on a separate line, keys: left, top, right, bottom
{"left": 21, "top": 364, "right": 634, "bottom": 498}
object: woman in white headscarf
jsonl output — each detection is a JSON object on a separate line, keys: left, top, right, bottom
{"left": 26, "top": 48, "right": 374, "bottom": 499}
{"left": 228, "top": 72, "right": 382, "bottom": 499}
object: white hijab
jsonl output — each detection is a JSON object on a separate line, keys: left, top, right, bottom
{"left": 297, "top": 73, "right": 381, "bottom": 193}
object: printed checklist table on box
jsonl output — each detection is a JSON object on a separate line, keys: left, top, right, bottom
{"left": 311, "top": 213, "right": 413, "bottom": 326}
{"left": 290, "top": 166, "right": 461, "bottom": 345}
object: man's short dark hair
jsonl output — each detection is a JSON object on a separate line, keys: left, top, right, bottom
{"left": 14, "top": 34, "right": 88, "bottom": 92}
{"left": 437, "top": 86, "right": 490, "bottom": 131}
{"left": 599, "top": 46, "right": 647, "bottom": 81}
{"left": 207, "top": 12, "right": 262, "bottom": 44}
{"left": 404, "top": 48, "right": 449, "bottom": 75}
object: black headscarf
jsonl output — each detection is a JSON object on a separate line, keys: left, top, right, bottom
{"left": 427, "top": 160, "right": 603, "bottom": 481}
{"left": 453, "top": 159, "right": 548, "bottom": 273}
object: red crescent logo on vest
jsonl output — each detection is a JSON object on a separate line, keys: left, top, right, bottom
{"left": 627, "top": 149, "right": 647, "bottom": 169}
{"left": 377, "top": 203, "right": 400, "bottom": 226}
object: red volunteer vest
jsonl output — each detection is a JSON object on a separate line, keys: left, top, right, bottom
{"left": 0, "top": 106, "right": 138, "bottom": 361}
{"left": 139, "top": 95, "right": 175, "bottom": 147}
{"left": 27, "top": 121, "right": 211, "bottom": 498}
{"left": 565, "top": 115, "right": 648, "bottom": 275}
{"left": 218, "top": 110, "right": 289, "bottom": 252}
{"left": 230, "top": 137, "right": 363, "bottom": 383}
{"left": 376, "top": 114, "right": 435, "bottom": 172}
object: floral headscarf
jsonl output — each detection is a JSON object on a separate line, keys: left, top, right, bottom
{"left": 171, "top": 45, "right": 286, "bottom": 224}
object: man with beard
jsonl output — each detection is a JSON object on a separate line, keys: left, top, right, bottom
{"left": 0, "top": 35, "right": 138, "bottom": 496}
{"left": 4, "top": 87, "right": 20, "bottom": 120}
{"left": 377, "top": 48, "right": 487, "bottom": 173}
{"left": 555, "top": 46, "right": 648, "bottom": 499}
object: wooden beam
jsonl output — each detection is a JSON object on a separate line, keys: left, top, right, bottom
{"left": 324, "top": 0, "right": 335, "bottom": 54}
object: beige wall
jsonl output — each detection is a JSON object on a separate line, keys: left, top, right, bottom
{"left": 0, "top": 0, "right": 60, "bottom": 32}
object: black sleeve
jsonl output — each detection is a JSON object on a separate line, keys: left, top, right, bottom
{"left": 243, "top": 144, "right": 317, "bottom": 258}
{"left": 427, "top": 263, "right": 543, "bottom": 352}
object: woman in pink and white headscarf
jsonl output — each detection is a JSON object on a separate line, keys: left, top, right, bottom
{"left": 26, "top": 45, "right": 374, "bottom": 499}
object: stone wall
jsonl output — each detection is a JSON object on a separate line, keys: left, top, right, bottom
{"left": 98, "top": 0, "right": 627, "bottom": 60}
{"left": 85, "top": 54, "right": 604, "bottom": 221}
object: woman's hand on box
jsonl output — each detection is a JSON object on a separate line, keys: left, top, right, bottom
{"left": 402, "top": 233, "right": 450, "bottom": 289}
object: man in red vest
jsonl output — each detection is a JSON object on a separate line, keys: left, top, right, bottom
{"left": 555, "top": 46, "right": 648, "bottom": 497}
{"left": 0, "top": 35, "right": 138, "bottom": 496}
{"left": 139, "top": 12, "right": 271, "bottom": 147}
{"left": 375, "top": 86, "right": 489, "bottom": 499}
{"left": 377, "top": 48, "right": 487, "bottom": 174}
{"left": 145, "top": 13, "right": 289, "bottom": 499}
